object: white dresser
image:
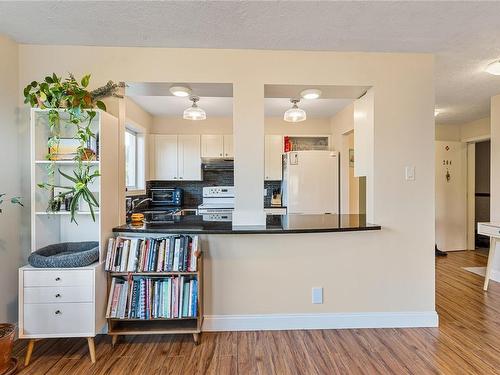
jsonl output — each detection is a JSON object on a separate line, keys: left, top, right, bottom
{"left": 18, "top": 263, "right": 107, "bottom": 363}
{"left": 477, "top": 222, "right": 500, "bottom": 291}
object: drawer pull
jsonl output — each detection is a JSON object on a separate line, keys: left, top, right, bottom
{"left": 55, "top": 294, "right": 61, "bottom": 298}
{"left": 55, "top": 277, "right": 61, "bottom": 281}
{"left": 55, "top": 310, "right": 62, "bottom": 315}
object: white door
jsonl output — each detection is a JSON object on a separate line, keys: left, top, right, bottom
{"left": 178, "top": 135, "right": 201, "bottom": 180}
{"left": 265, "top": 135, "right": 283, "bottom": 180}
{"left": 223, "top": 134, "right": 234, "bottom": 157}
{"left": 154, "top": 135, "right": 178, "bottom": 180}
{"left": 435, "top": 141, "right": 467, "bottom": 251}
{"left": 201, "top": 135, "right": 224, "bottom": 158}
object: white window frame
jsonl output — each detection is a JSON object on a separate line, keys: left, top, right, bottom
{"left": 125, "top": 120, "right": 147, "bottom": 196}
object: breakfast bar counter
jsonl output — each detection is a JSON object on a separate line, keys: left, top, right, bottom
{"left": 113, "top": 214, "right": 381, "bottom": 234}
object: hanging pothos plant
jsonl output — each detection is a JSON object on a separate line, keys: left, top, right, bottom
{"left": 23, "top": 73, "right": 123, "bottom": 223}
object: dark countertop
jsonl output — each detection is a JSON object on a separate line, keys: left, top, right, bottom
{"left": 114, "top": 214, "right": 381, "bottom": 235}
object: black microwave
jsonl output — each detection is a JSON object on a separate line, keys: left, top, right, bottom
{"left": 150, "top": 188, "right": 183, "bottom": 206}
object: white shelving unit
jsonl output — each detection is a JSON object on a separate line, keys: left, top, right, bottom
{"left": 19, "top": 108, "right": 120, "bottom": 365}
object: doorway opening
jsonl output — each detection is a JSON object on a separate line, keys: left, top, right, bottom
{"left": 473, "top": 140, "right": 491, "bottom": 252}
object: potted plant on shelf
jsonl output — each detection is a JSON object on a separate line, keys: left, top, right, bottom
{"left": 23, "top": 74, "right": 123, "bottom": 223}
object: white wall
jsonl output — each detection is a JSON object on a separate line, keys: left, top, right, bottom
{"left": 435, "top": 124, "right": 461, "bottom": 142}
{"left": 330, "top": 103, "right": 355, "bottom": 214}
{"left": 17, "top": 45, "right": 436, "bottom": 325}
{"left": 0, "top": 35, "right": 24, "bottom": 324}
{"left": 490, "top": 95, "right": 500, "bottom": 278}
{"left": 436, "top": 117, "right": 490, "bottom": 142}
{"left": 353, "top": 89, "right": 374, "bottom": 221}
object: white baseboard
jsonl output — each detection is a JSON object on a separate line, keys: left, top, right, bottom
{"left": 202, "top": 311, "right": 439, "bottom": 332}
{"left": 492, "top": 269, "right": 500, "bottom": 283}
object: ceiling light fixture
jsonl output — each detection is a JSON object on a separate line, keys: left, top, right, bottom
{"left": 183, "top": 96, "right": 206, "bottom": 120}
{"left": 284, "top": 99, "right": 306, "bottom": 123}
{"left": 485, "top": 60, "right": 500, "bottom": 75}
{"left": 300, "top": 89, "right": 322, "bottom": 100}
{"left": 169, "top": 85, "right": 192, "bottom": 97}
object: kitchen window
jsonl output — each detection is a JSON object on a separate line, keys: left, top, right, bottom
{"left": 125, "top": 126, "right": 146, "bottom": 195}
{"left": 125, "top": 129, "right": 138, "bottom": 189}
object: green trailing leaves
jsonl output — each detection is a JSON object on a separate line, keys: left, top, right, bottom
{"left": 23, "top": 73, "right": 109, "bottom": 223}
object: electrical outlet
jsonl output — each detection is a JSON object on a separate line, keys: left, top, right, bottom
{"left": 312, "top": 287, "right": 323, "bottom": 304}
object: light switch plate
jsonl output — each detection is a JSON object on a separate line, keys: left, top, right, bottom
{"left": 405, "top": 166, "right": 415, "bottom": 181}
{"left": 312, "top": 287, "right": 323, "bottom": 304}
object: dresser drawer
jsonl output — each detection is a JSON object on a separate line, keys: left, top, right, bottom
{"left": 24, "top": 270, "right": 93, "bottom": 287}
{"left": 23, "top": 303, "right": 94, "bottom": 336}
{"left": 477, "top": 223, "right": 500, "bottom": 238}
{"left": 24, "top": 286, "right": 93, "bottom": 304}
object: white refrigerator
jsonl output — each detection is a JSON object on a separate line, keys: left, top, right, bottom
{"left": 282, "top": 151, "right": 339, "bottom": 214}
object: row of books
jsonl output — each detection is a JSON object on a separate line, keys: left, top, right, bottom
{"left": 106, "top": 276, "right": 198, "bottom": 320}
{"left": 105, "top": 235, "right": 199, "bottom": 273}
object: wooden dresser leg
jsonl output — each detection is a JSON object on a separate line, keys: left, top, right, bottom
{"left": 111, "top": 335, "right": 118, "bottom": 347}
{"left": 87, "top": 337, "right": 96, "bottom": 364}
{"left": 24, "top": 339, "right": 36, "bottom": 366}
{"left": 193, "top": 333, "right": 200, "bottom": 345}
{"left": 484, "top": 238, "right": 497, "bottom": 291}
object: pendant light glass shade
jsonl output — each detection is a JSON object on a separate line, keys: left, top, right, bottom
{"left": 183, "top": 96, "right": 206, "bottom": 120}
{"left": 284, "top": 99, "right": 306, "bottom": 122}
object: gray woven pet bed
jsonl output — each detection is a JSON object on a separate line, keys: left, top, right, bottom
{"left": 28, "top": 241, "right": 99, "bottom": 268}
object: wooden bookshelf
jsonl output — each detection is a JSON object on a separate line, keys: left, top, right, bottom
{"left": 106, "top": 237, "right": 203, "bottom": 345}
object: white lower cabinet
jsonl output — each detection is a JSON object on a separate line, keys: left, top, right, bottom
{"left": 19, "top": 263, "right": 106, "bottom": 364}
{"left": 24, "top": 303, "right": 94, "bottom": 336}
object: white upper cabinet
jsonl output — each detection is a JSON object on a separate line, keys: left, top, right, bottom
{"left": 153, "top": 135, "right": 178, "bottom": 180}
{"left": 223, "top": 135, "right": 234, "bottom": 158}
{"left": 178, "top": 135, "right": 201, "bottom": 180}
{"left": 201, "top": 135, "right": 224, "bottom": 158}
{"left": 201, "top": 134, "right": 233, "bottom": 158}
{"left": 151, "top": 134, "right": 201, "bottom": 181}
{"left": 265, "top": 135, "right": 283, "bottom": 181}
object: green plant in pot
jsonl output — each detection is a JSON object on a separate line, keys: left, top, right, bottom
{"left": 23, "top": 73, "right": 123, "bottom": 223}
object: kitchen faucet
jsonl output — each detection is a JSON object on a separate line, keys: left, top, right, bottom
{"left": 128, "top": 197, "right": 152, "bottom": 214}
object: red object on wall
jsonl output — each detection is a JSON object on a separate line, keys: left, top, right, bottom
{"left": 284, "top": 136, "right": 290, "bottom": 152}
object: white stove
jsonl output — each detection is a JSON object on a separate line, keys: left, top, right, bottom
{"left": 197, "top": 186, "right": 235, "bottom": 215}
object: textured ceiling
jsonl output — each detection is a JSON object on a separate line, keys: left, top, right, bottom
{"left": 2, "top": 1, "right": 500, "bottom": 124}
{"left": 130, "top": 96, "right": 352, "bottom": 118}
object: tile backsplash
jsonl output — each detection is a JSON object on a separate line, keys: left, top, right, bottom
{"left": 146, "top": 171, "right": 281, "bottom": 207}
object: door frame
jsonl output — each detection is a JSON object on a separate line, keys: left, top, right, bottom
{"left": 465, "top": 135, "right": 491, "bottom": 250}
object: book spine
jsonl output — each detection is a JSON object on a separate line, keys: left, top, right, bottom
{"left": 105, "top": 238, "right": 115, "bottom": 271}
{"left": 192, "top": 279, "right": 198, "bottom": 317}
{"left": 110, "top": 282, "right": 122, "bottom": 318}
{"left": 106, "top": 277, "right": 116, "bottom": 317}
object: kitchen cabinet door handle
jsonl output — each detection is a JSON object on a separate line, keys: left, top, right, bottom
{"left": 55, "top": 277, "right": 61, "bottom": 281}
{"left": 55, "top": 310, "right": 62, "bottom": 315}
{"left": 55, "top": 293, "right": 61, "bottom": 298}
{"left": 219, "top": 153, "right": 222, "bottom": 156}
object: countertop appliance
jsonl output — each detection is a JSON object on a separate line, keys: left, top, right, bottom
{"left": 150, "top": 187, "right": 183, "bottom": 206}
{"left": 282, "top": 151, "right": 339, "bottom": 214}
{"left": 197, "top": 186, "right": 235, "bottom": 215}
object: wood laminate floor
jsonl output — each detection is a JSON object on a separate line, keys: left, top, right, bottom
{"left": 12, "top": 251, "right": 500, "bottom": 374}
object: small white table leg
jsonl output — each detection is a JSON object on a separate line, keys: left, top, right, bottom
{"left": 484, "top": 237, "right": 497, "bottom": 291}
